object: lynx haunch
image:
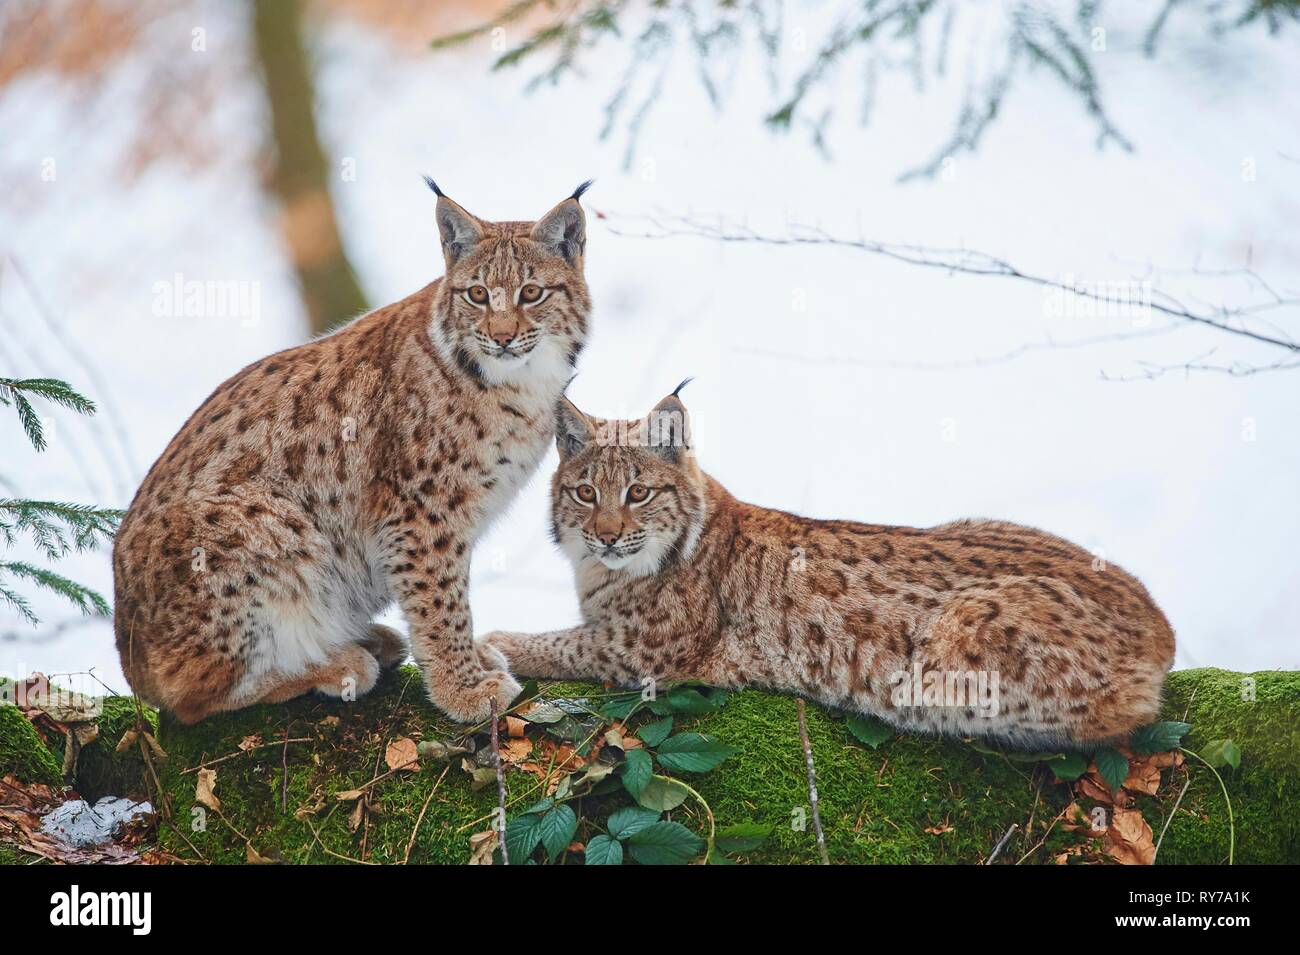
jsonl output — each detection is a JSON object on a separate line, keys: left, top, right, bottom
{"left": 480, "top": 387, "right": 1177, "bottom": 746}
{"left": 114, "top": 181, "right": 593, "bottom": 723}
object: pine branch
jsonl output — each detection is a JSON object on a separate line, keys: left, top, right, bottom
{"left": 0, "top": 377, "right": 98, "bottom": 452}
{"left": 0, "top": 581, "right": 37, "bottom": 626}
{"left": 0, "top": 499, "right": 124, "bottom": 560}
{"left": 0, "top": 560, "right": 111, "bottom": 621}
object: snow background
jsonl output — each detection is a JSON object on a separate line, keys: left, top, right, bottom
{"left": 2, "top": 4, "right": 1298, "bottom": 693}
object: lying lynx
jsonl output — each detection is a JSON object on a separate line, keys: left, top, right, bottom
{"left": 114, "top": 181, "right": 592, "bottom": 723}
{"left": 479, "top": 386, "right": 1176, "bottom": 746}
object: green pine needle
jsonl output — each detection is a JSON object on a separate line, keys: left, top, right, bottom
{"left": 0, "top": 560, "right": 111, "bottom": 622}
{"left": 0, "top": 499, "right": 124, "bottom": 560}
{"left": 0, "top": 376, "right": 98, "bottom": 453}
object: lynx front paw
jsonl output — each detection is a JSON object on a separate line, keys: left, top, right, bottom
{"left": 433, "top": 670, "right": 523, "bottom": 724}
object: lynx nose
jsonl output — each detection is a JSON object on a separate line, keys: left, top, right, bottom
{"left": 490, "top": 329, "right": 515, "bottom": 348}
{"left": 596, "top": 531, "right": 620, "bottom": 547}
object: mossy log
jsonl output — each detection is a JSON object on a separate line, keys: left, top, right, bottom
{"left": 2, "top": 667, "right": 1296, "bottom": 864}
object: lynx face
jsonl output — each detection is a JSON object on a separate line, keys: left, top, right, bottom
{"left": 550, "top": 387, "right": 707, "bottom": 577}
{"left": 429, "top": 179, "right": 591, "bottom": 386}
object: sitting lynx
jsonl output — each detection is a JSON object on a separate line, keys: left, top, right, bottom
{"left": 114, "top": 181, "right": 592, "bottom": 723}
{"left": 480, "top": 386, "right": 1176, "bottom": 746}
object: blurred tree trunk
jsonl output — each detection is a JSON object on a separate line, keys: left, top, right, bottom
{"left": 251, "top": 0, "right": 367, "bottom": 336}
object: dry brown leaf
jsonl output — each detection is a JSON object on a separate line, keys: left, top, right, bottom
{"left": 1077, "top": 774, "right": 1130, "bottom": 807}
{"left": 319, "top": 715, "right": 341, "bottom": 727}
{"left": 1145, "top": 750, "right": 1185, "bottom": 769}
{"left": 1123, "top": 762, "right": 1162, "bottom": 796}
{"left": 385, "top": 736, "right": 419, "bottom": 773}
{"left": 141, "top": 731, "right": 167, "bottom": 760}
{"left": 500, "top": 738, "right": 533, "bottom": 764}
{"left": 334, "top": 788, "right": 364, "bottom": 802}
{"left": 347, "top": 797, "right": 366, "bottom": 833}
{"left": 115, "top": 728, "right": 140, "bottom": 753}
{"left": 246, "top": 844, "right": 278, "bottom": 864}
{"left": 238, "top": 734, "right": 262, "bottom": 751}
{"left": 505, "top": 716, "right": 527, "bottom": 738}
{"left": 467, "top": 829, "right": 497, "bottom": 865}
{"left": 294, "top": 787, "right": 327, "bottom": 820}
{"left": 1104, "top": 807, "right": 1155, "bottom": 865}
{"left": 622, "top": 736, "right": 644, "bottom": 750}
{"left": 195, "top": 768, "right": 220, "bottom": 811}
{"left": 1059, "top": 801, "right": 1089, "bottom": 832}
{"left": 924, "top": 822, "right": 954, "bottom": 835}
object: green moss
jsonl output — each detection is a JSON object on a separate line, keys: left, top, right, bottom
{"left": 0, "top": 702, "right": 63, "bottom": 787}
{"left": 44, "top": 695, "right": 159, "bottom": 801}
{"left": 685, "top": 668, "right": 1300, "bottom": 864}
{"left": 1151, "top": 668, "right": 1299, "bottom": 864}
{"left": 156, "top": 668, "right": 512, "bottom": 864}
{"left": 4, "top": 666, "right": 1296, "bottom": 864}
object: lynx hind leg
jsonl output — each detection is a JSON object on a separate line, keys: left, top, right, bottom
{"left": 362, "top": 623, "right": 409, "bottom": 669}
{"left": 251, "top": 643, "right": 382, "bottom": 705}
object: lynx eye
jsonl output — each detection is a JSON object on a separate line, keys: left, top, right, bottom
{"left": 626, "top": 483, "right": 651, "bottom": 504}
{"left": 573, "top": 484, "right": 597, "bottom": 504}
{"left": 520, "top": 284, "right": 544, "bottom": 303}
{"left": 467, "top": 285, "right": 489, "bottom": 305}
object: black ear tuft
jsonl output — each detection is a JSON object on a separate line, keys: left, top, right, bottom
{"left": 671, "top": 377, "right": 693, "bottom": 398}
{"left": 570, "top": 180, "right": 594, "bottom": 202}
{"left": 422, "top": 175, "right": 444, "bottom": 197}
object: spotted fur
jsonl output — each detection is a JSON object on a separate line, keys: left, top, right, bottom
{"left": 482, "top": 390, "right": 1177, "bottom": 747}
{"left": 113, "top": 184, "right": 592, "bottom": 723}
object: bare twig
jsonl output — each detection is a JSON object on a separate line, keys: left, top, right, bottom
{"left": 402, "top": 763, "right": 452, "bottom": 865}
{"left": 1152, "top": 774, "right": 1193, "bottom": 864}
{"left": 795, "top": 698, "right": 830, "bottom": 865}
{"left": 604, "top": 212, "right": 1300, "bottom": 363}
{"left": 984, "top": 823, "right": 1019, "bottom": 864}
{"left": 490, "top": 696, "right": 509, "bottom": 866}
{"left": 180, "top": 738, "right": 313, "bottom": 775}
{"left": 281, "top": 717, "right": 291, "bottom": 813}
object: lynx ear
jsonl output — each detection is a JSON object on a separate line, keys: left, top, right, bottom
{"left": 556, "top": 395, "right": 595, "bottom": 460}
{"left": 531, "top": 181, "right": 591, "bottom": 264}
{"left": 645, "top": 378, "right": 692, "bottom": 463}
{"left": 426, "top": 177, "right": 484, "bottom": 267}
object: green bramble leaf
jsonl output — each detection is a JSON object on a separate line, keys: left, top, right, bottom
{"left": 1048, "top": 752, "right": 1089, "bottom": 782}
{"left": 634, "top": 775, "right": 691, "bottom": 812}
{"left": 536, "top": 803, "right": 578, "bottom": 861}
{"left": 653, "top": 733, "right": 736, "bottom": 773}
{"left": 606, "top": 806, "right": 660, "bottom": 841}
{"left": 1130, "top": 721, "right": 1192, "bottom": 755}
{"left": 651, "top": 686, "right": 720, "bottom": 716}
{"left": 600, "top": 693, "right": 641, "bottom": 720}
{"left": 1202, "top": 739, "right": 1241, "bottom": 771}
{"left": 637, "top": 716, "right": 674, "bottom": 748}
{"left": 583, "top": 834, "right": 623, "bottom": 865}
{"left": 521, "top": 796, "right": 554, "bottom": 816}
{"left": 626, "top": 820, "right": 703, "bottom": 865}
{"left": 1095, "top": 748, "right": 1129, "bottom": 791}
{"left": 845, "top": 714, "right": 893, "bottom": 749}
{"left": 505, "top": 812, "right": 544, "bottom": 861}
{"left": 620, "top": 748, "right": 653, "bottom": 798}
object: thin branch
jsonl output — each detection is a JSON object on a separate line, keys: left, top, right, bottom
{"left": 490, "top": 696, "right": 510, "bottom": 866}
{"left": 795, "top": 698, "right": 830, "bottom": 865}
{"left": 604, "top": 211, "right": 1300, "bottom": 359}
{"left": 983, "top": 823, "right": 1019, "bottom": 864}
